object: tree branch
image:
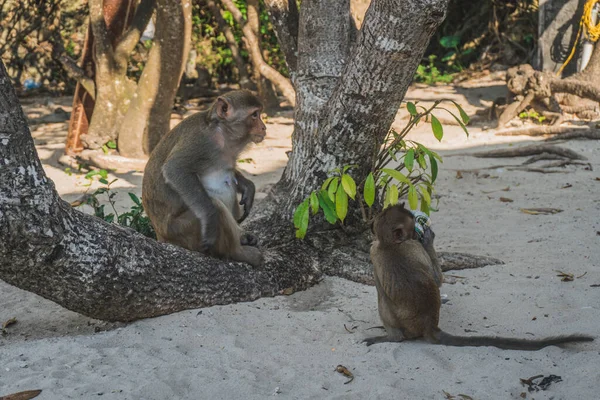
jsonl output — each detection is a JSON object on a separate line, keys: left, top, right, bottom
{"left": 115, "top": 0, "right": 156, "bottom": 62}
{"left": 263, "top": 0, "right": 299, "bottom": 72}
{"left": 57, "top": 55, "right": 96, "bottom": 99}
{"left": 88, "top": 0, "right": 115, "bottom": 70}
{"left": 220, "top": 0, "right": 296, "bottom": 106}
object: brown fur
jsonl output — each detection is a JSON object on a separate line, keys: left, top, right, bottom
{"left": 365, "top": 203, "right": 594, "bottom": 350}
{"left": 142, "top": 90, "right": 266, "bottom": 266}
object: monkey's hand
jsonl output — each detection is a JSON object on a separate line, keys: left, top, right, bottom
{"left": 236, "top": 172, "right": 255, "bottom": 223}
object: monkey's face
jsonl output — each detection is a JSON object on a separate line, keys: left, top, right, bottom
{"left": 373, "top": 204, "right": 416, "bottom": 245}
{"left": 246, "top": 107, "right": 267, "bottom": 144}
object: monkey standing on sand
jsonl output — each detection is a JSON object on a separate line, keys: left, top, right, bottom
{"left": 142, "top": 90, "right": 265, "bottom": 267}
{"left": 365, "top": 203, "right": 594, "bottom": 350}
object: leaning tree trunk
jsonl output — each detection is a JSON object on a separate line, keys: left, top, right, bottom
{"left": 117, "top": 0, "right": 192, "bottom": 157}
{"left": 0, "top": 0, "right": 467, "bottom": 323}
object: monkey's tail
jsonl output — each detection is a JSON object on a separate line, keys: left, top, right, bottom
{"left": 436, "top": 330, "right": 593, "bottom": 350}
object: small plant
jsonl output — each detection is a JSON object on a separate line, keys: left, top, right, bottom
{"left": 76, "top": 170, "right": 156, "bottom": 239}
{"left": 102, "top": 140, "right": 117, "bottom": 155}
{"left": 293, "top": 100, "right": 469, "bottom": 239}
{"left": 415, "top": 55, "right": 455, "bottom": 84}
{"left": 518, "top": 109, "right": 546, "bottom": 124}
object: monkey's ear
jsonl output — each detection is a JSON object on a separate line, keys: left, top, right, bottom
{"left": 215, "top": 97, "right": 233, "bottom": 119}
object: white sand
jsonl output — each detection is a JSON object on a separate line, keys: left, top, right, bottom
{"left": 1, "top": 81, "right": 599, "bottom": 399}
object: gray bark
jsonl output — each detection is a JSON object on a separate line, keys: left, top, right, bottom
{"left": 278, "top": 0, "right": 449, "bottom": 214}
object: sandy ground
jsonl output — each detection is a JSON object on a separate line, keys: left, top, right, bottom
{"left": 1, "top": 78, "right": 599, "bottom": 400}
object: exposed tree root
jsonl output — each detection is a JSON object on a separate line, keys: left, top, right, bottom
{"left": 465, "top": 144, "right": 587, "bottom": 160}
{"left": 545, "top": 130, "right": 600, "bottom": 141}
{"left": 495, "top": 125, "right": 592, "bottom": 137}
{"left": 438, "top": 252, "right": 504, "bottom": 272}
{"left": 496, "top": 64, "right": 600, "bottom": 127}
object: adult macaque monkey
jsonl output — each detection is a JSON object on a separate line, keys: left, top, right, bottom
{"left": 365, "top": 203, "right": 594, "bottom": 350}
{"left": 142, "top": 90, "right": 265, "bottom": 267}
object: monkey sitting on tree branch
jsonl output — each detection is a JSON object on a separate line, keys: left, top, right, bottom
{"left": 142, "top": 90, "right": 266, "bottom": 267}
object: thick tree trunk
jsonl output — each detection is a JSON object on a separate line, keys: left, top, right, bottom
{"left": 118, "top": 0, "right": 192, "bottom": 157}
{"left": 264, "top": 0, "right": 299, "bottom": 73}
{"left": 277, "top": 0, "right": 449, "bottom": 214}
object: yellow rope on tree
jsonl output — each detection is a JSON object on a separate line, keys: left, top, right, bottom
{"left": 557, "top": 0, "right": 600, "bottom": 75}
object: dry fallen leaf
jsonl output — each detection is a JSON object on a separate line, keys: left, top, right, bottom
{"left": 456, "top": 171, "right": 463, "bottom": 179}
{"left": 499, "top": 197, "right": 513, "bottom": 202}
{"left": 2, "top": 317, "right": 17, "bottom": 330}
{"left": 555, "top": 270, "right": 574, "bottom": 282}
{"left": 0, "top": 389, "right": 42, "bottom": 400}
{"left": 520, "top": 208, "right": 563, "bottom": 215}
{"left": 335, "top": 365, "right": 354, "bottom": 384}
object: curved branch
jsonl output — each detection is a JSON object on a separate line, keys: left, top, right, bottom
{"left": 115, "top": 0, "right": 156, "bottom": 62}
{"left": 220, "top": 0, "right": 296, "bottom": 106}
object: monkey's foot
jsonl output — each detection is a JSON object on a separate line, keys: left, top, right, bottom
{"left": 240, "top": 232, "right": 259, "bottom": 247}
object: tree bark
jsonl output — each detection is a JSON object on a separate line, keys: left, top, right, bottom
{"left": 118, "top": 0, "right": 192, "bottom": 157}
{"left": 263, "top": 0, "right": 299, "bottom": 73}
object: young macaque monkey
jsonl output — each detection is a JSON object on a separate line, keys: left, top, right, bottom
{"left": 365, "top": 203, "right": 594, "bottom": 350}
{"left": 142, "top": 90, "right": 265, "bottom": 266}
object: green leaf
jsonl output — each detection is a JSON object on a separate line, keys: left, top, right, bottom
{"left": 452, "top": 101, "right": 470, "bottom": 124}
{"left": 429, "top": 155, "right": 438, "bottom": 183}
{"left": 310, "top": 192, "right": 319, "bottom": 214}
{"left": 341, "top": 174, "right": 357, "bottom": 200}
{"left": 420, "top": 197, "right": 430, "bottom": 215}
{"left": 102, "top": 145, "right": 108, "bottom": 155}
{"left": 321, "top": 177, "right": 333, "bottom": 191}
{"left": 389, "top": 185, "right": 399, "bottom": 206}
{"left": 318, "top": 190, "right": 338, "bottom": 224}
{"left": 431, "top": 115, "right": 443, "bottom": 141}
{"left": 293, "top": 199, "right": 310, "bottom": 239}
{"left": 342, "top": 164, "right": 357, "bottom": 173}
{"left": 440, "top": 35, "right": 460, "bottom": 49}
{"left": 335, "top": 186, "right": 348, "bottom": 222}
{"left": 404, "top": 149, "right": 415, "bottom": 172}
{"left": 408, "top": 185, "right": 418, "bottom": 209}
{"left": 419, "top": 185, "right": 431, "bottom": 206}
{"left": 328, "top": 177, "right": 339, "bottom": 201}
{"left": 407, "top": 102, "right": 417, "bottom": 116}
{"left": 293, "top": 199, "right": 309, "bottom": 229}
{"left": 417, "top": 152, "right": 427, "bottom": 169}
{"left": 381, "top": 168, "right": 410, "bottom": 185}
{"left": 128, "top": 192, "right": 141, "bottom": 206}
{"left": 364, "top": 172, "right": 375, "bottom": 207}
{"left": 106, "top": 140, "right": 117, "bottom": 149}
{"left": 99, "top": 178, "right": 109, "bottom": 185}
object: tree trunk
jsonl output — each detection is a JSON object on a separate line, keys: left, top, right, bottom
{"left": 276, "top": 0, "right": 449, "bottom": 214}
{"left": 118, "top": 0, "right": 192, "bottom": 157}
{"left": 247, "top": 0, "right": 281, "bottom": 110}
{"left": 1, "top": 0, "right": 458, "bottom": 322}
